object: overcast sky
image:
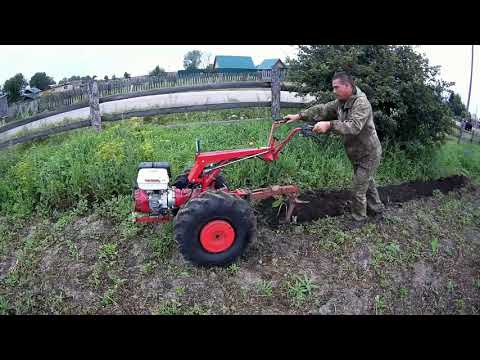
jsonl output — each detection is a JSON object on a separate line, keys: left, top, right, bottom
{"left": 0, "top": 45, "right": 477, "bottom": 114}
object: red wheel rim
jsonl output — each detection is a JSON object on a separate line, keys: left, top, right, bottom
{"left": 200, "top": 220, "right": 235, "bottom": 253}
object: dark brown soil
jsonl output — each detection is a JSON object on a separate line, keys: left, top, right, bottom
{"left": 257, "top": 175, "right": 470, "bottom": 226}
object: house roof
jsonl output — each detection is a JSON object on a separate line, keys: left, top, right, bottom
{"left": 24, "top": 86, "right": 41, "bottom": 94}
{"left": 213, "top": 56, "right": 256, "bottom": 69}
{"left": 49, "top": 83, "right": 69, "bottom": 88}
{"left": 256, "top": 59, "right": 285, "bottom": 69}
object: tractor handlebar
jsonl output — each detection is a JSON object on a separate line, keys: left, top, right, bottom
{"left": 273, "top": 118, "right": 289, "bottom": 125}
{"left": 300, "top": 124, "right": 315, "bottom": 137}
{"left": 273, "top": 118, "right": 320, "bottom": 139}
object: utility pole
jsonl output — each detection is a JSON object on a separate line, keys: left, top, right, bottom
{"left": 473, "top": 105, "right": 479, "bottom": 143}
{"left": 467, "top": 45, "right": 474, "bottom": 111}
{"left": 459, "top": 45, "right": 474, "bottom": 144}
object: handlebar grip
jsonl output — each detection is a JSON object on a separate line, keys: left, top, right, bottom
{"left": 300, "top": 124, "right": 315, "bottom": 137}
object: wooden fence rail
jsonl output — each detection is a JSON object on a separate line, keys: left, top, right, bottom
{"left": 0, "top": 101, "right": 305, "bottom": 151}
{"left": 0, "top": 67, "right": 296, "bottom": 149}
{"left": 0, "top": 81, "right": 293, "bottom": 135}
{"left": 6, "top": 70, "right": 287, "bottom": 121}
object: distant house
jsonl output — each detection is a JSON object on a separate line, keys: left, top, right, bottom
{"left": 21, "top": 86, "right": 41, "bottom": 100}
{"left": 213, "top": 55, "right": 257, "bottom": 71}
{"left": 256, "top": 58, "right": 286, "bottom": 70}
{"left": 42, "top": 83, "right": 71, "bottom": 95}
{"left": 42, "top": 80, "right": 86, "bottom": 96}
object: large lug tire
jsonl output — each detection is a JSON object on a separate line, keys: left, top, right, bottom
{"left": 173, "top": 191, "right": 256, "bottom": 266}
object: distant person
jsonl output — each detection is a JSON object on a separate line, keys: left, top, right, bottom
{"left": 465, "top": 119, "right": 473, "bottom": 132}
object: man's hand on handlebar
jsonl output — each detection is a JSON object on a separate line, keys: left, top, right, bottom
{"left": 313, "top": 121, "right": 332, "bottom": 134}
{"left": 283, "top": 114, "right": 302, "bottom": 124}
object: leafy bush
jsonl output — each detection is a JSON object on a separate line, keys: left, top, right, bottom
{"left": 286, "top": 45, "right": 455, "bottom": 145}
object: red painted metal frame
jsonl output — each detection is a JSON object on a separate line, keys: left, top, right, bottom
{"left": 230, "top": 185, "right": 299, "bottom": 202}
{"left": 187, "top": 120, "right": 302, "bottom": 190}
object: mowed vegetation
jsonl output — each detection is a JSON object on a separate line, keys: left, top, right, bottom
{"left": 0, "top": 108, "right": 479, "bottom": 221}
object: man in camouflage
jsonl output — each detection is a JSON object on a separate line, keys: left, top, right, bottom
{"left": 285, "top": 72, "right": 384, "bottom": 224}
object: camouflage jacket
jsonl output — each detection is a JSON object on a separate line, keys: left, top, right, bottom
{"left": 300, "top": 87, "right": 382, "bottom": 162}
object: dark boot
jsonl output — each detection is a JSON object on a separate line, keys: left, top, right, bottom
{"left": 345, "top": 214, "right": 367, "bottom": 230}
{"left": 367, "top": 207, "right": 384, "bottom": 222}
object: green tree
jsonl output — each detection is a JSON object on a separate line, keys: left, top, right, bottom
{"left": 124, "top": 72, "right": 131, "bottom": 79}
{"left": 29, "top": 72, "right": 56, "bottom": 91}
{"left": 202, "top": 52, "right": 213, "bottom": 70}
{"left": 183, "top": 50, "right": 202, "bottom": 70}
{"left": 447, "top": 92, "right": 468, "bottom": 118}
{"left": 3, "top": 73, "right": 28, "bottom": 102}
{"left": 59, "top": 75, "right": 88, "bottom": 84}
{"left": 149, "top": 65, "right": 166, "bottom": 76}
{"left": 287, "top": 45, "right": 454, "bottom": 146}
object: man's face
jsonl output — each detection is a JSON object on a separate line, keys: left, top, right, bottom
{"left": 332, "top": 79, "right": 353, "bottom": 101}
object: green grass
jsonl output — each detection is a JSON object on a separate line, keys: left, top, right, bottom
{"left": 139, "top": 107, "right": 290, "bottom": 126}
{"left": 1, "top": 220, "right": 54, "bottom": 288}
{"left": 66, "top": 238, "right": 79, "bottom": 260}
{"left": 100, "top": 273, "right": 126, "bottom": 307}
{"left": 155, "top": 299, "right": 209, "bottom": 315}
{"left": 474, "top": 279, "right": 480, "bottom": 289}
{"left": 156, "top": 300, "right": 183, "bottom": 315}
{"left": 399, "top": 287, "right": 409, "bottom": 299}
{"left": 431, "top": 237, "right": 439, "bottom": 255}
{"left": 0, "top": 222, "right": 9, "bottom": 256}
{"left": 0, "top": 109, "right": 479, "bottom": 219}
{"left": 256, "top": 279, "right": 274, "bottom": 297}
{"left": 101, "top": 288, "right": 116, "bottom": 307}
{"left": 0, "top": 296, "right": 9, "bottom": 315}
{"left": 175, "top": 286, "right": 186, "bottom": 296}
{"left": 374, "top": 294, "right": 386, "bottom": 315}
{"left": 226, "top": 263, "right": 240, "bottom": 275}
{"left": 286, "top": 274, "right": 318, "bottom": 307}
{"left": 98, "top": 243, "right": 118, "bottom": 261}
{"left": 430, "top": 140, "right": 480, "bottom": 183}
{"left": 141, "top": 261, "right": 157, "bottom": 274}
{"left": 148, "top": 223, "right": 175, "bottom": 260}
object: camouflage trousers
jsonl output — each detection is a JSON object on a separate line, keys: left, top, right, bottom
{"left": 350, "top": 155, "right": 384, "bottom": 221}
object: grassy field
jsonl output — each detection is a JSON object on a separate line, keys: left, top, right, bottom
{"left": 0, "top": 109, "right": 479, "bottom": 315}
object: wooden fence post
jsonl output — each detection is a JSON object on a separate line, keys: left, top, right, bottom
{"left": 271, "top": 62, "right": 282, "bottom": 119}
{"left": 0, "top": 95, "right": 8, "bottom": 125}
{"left": 88, "top": 78, "right": 102, "bottom": 131}
{"left": 470, "top": 116, "right": 477, "bottom": 143}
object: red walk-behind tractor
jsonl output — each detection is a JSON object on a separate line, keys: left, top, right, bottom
{"left": 132, "top": 119, "right": 315, "bottom": 266}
